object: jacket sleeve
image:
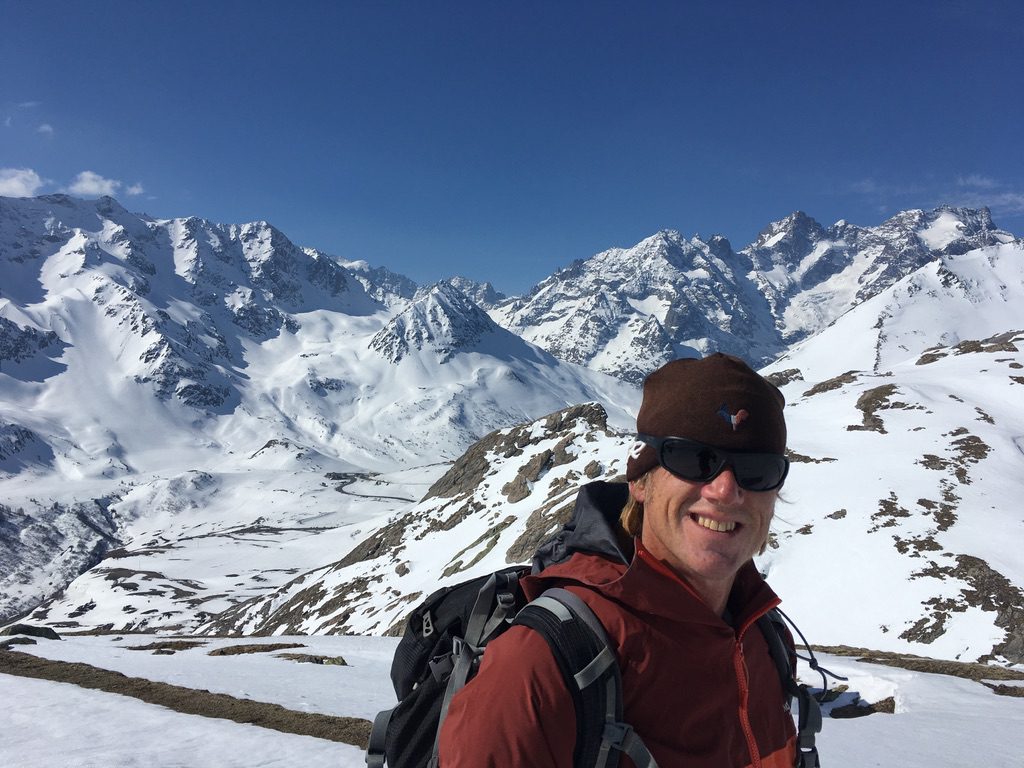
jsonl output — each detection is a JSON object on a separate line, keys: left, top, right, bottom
{"left": 438, "top": 623, "right": 576, "bottom": 767}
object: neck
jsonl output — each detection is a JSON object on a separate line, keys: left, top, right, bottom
{"left": 686, "top": 577, "right": 732, "bottom": 617}
{"left": 635, "top": 542, "right": 736, "bottom": 617}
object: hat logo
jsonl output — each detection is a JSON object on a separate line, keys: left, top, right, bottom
{"left": 718, "top": 404, "right": 749, "bottom": 431}
{"left": 628, "top": 439, "right": 646, "bottom": 460}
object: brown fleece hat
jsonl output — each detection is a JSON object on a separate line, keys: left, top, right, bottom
{"left": 626, "top": 353, "right": 787, "bottom": 481}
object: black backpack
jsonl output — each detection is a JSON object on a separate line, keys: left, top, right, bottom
{"left": 365, "top": 482, "right": 823, "bottom": 768}
{"left": 365, "top": 569, "right": 661, "bottom": 768}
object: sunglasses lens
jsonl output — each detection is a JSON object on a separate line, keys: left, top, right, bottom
{"left": 732, "top": 454, "right": 788, "bottom": 491}
{"left": 652, "top": 437, "right": 788, "bottom": 491}
{"left": 660, "top": 441, "right": 724, "bottom": 482}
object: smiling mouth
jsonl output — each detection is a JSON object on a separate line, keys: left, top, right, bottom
{"left": 692, "top": 514, "right": 737, "bottom": 533}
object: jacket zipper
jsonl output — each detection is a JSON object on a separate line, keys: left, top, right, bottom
{"left": 734, "top": 599, "right": 780, "bottom": 768}
{"left": 734, "top": 639, "right": 762, "bottom": 768}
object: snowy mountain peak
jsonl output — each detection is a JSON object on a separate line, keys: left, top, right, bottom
{"left": 437, "top": 276, "right": 507, "bottom": 309}
{"left": 748, "top": 211, "right": 828, "bottom": 265}
{"left": 369, "top": 282, "right": 503, "bottom": 364}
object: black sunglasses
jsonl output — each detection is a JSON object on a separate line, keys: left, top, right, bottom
{"left": 636, "top": 434, "right": 789, "bottom": 492}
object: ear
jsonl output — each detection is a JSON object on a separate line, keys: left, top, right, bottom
{"left": 628, "top": 478, "right": 647, "bottom": 504}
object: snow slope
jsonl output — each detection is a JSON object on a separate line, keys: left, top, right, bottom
{"left": 2, "top": 633, "right": 1022, "bottom": 767}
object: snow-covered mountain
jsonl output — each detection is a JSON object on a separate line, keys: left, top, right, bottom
{"left": 0, "top": 194, "right": 636, "bottom": 624}
{"left": 3, "top": 194, "right": 1023, "bottom": 670}
{"left": 493, "top": 206, "right": 1015, "bottom": 382}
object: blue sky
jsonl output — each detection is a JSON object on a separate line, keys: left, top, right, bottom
{"left": 3, "top": 1, "right": 1022, "bottom": 295}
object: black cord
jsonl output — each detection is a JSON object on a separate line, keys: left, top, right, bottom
{"left": 775, "top": 607, "right": 849, "bottom": 691}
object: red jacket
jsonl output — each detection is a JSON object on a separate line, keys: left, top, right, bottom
{"left": 439, "top": 543, "right": 797, "bottom": 767}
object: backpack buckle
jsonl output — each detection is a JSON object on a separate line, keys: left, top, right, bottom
{"left": 428, "top": 652, "right": 455, "bottom": 682}
{"left": 797, "top": 746, "right": 821, "bottom": 768}
{"left": 602, "top": 721, "right": 634, "bottom": 748}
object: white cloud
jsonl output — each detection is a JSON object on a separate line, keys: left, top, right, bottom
{"left": 0, "top": 167, "right": 47, "bottom": 197}
{"left": 63, "top": 171, "right": 149, "bottom": 200}
{"left": 955, "top": 190, "right": 1024, "bottom": 215}
{"left": 957, "top": 174, "right": 998, "bottom": 189}
{"left": 846, "top": 174, "right": 1024, "bottom": 222}
{"left": 67, "top": 170, "right": 123, "bottom": 197}
{"left": 37, "top": 123, "right": 54, "bottom": 136}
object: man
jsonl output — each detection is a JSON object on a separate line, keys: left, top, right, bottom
{"left": 439, "top": 353, "right": 797, "bottom": 767}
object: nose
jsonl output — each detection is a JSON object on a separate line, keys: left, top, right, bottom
{"left": 702, "top": 465, "right": 742, "bottom": 503}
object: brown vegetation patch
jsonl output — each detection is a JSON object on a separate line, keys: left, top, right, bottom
{"left": 423, "top": 403, "right": 610, "bottom": 501}
{"left": 893, "top": 533, "right": 942, "bottom": 557}
{"left": 442, "top": 516, "right": 516, "bottom": 578}
{"left": 502, "top": 433, "right": 583, "bottom": 503}
{"left": 0, "top": 649, "right": 371, "bottom": 746}
{"left": 208, "top": 642, "right": 306, "bottom": 656}
{"left": 421, "top": 498, "right": 486, "bottom": 536}
{"left": 952, "top": 331, "right": 1020, "bottom": 356}
{"left": 902, "top": 555, "right": 1024, "bottom": 662}
{"left": 504, "top": 493, "right": 577, "bottom": 564}
{"left": 916, "top": 348, "right": 946, "bottom": 365}
{"left": 103, "top": 546, "right": 176, "bottom": 559}
{"left": 336, "top": 515, "right": 410, "bottom": 567}
{"left": 765, "top": 368, "right": 803, "bottom": 387}
{"left": 815, "top": 645, "right": 1024, "bottom": 690}
{"left": 248, "top": 574, "right": 382, "bottom": 637}
{"left": 785, "top": 450, "right": 836, "bottom": 464}
{"left": 829, "top": 696, "right": 896, "bottom": 718}
{"left": 802, "top": 371, "right": 858, "bottom": 397}
{"left": 919, "top": 331, "right": 1022, "bottom": 366}
{"left": 2, "top": 624, "right": 61, "bottom": 640}
{"left": 974, "top": 407, "right": 995, "bottom": 424}
{"left": 982, "top": 683, "right": 1024, "bottom": 697}
{"left": 916, "top": 487, "right": 958, "bottom": 532}
{"left": 275, "top": 653, "right": 348, "bottom": 666}
{"left": 869, "top": 493, "right": 911, "bottom": 532}
{"left": 954, "top": 556, "right": 1024, "bottom": 663}
{"left": 847, "top": 384, "right": 901, "bottom": 433}
{"left": 0, "top": 637, "right": 37, "bottom": 649}
{"left": 900, "top": 596, "right": 966, "bottom": 644}
{"left": 128, "top": 640, "right": 207, "bottom": 653}
{"left": 918, "top": 433, "right": 990, "bottom": 486}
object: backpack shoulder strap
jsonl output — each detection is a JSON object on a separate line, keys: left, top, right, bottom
{"left": 516, "top": 587, "right": 659, "bottom": 768}
{"left": 757, "top": 609, "right": 822, "bottom": 768}
{"left": 427, "top": 571, "right": 524, "bottom": 767}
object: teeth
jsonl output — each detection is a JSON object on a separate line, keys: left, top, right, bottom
{"left": 695, "top": 515, "right": 736, "bottom": 532}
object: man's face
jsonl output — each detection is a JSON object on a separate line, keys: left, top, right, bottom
{"left": 633, "top": 464, "right": 776, "bottom": 595}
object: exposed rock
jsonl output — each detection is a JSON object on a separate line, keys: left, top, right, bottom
{"left": 1, "top": 623, "right": 60, "bottom": 640}
{"left": 803, "top": 371, "right": 859, "bottom": 397}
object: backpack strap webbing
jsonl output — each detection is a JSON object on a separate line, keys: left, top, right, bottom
{"left": 426, "top": 571, "right": 522, "bottom": 767}
{"left": 365, "top": 708, "right": 392, "bottom": 768}
{"left": 516, "top": 588, "right": 659, "bottom": 768}
{"left": 757, "top": 610, "right": 822, "bottom": 768}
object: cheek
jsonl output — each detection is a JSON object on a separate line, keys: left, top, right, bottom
{"left": 754, "top": 502, "right": 776, "bottom": 534}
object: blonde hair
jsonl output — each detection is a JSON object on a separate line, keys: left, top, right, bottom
{"left": 620, "top": 472, "right": 648, "bottom": 537}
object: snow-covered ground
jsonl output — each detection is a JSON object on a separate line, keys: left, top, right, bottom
{"left": 4, "top": 674, "right": 364, "bottom": 768}
{"left": 2, "top": 633, "right": 1022, "bottom": 767}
